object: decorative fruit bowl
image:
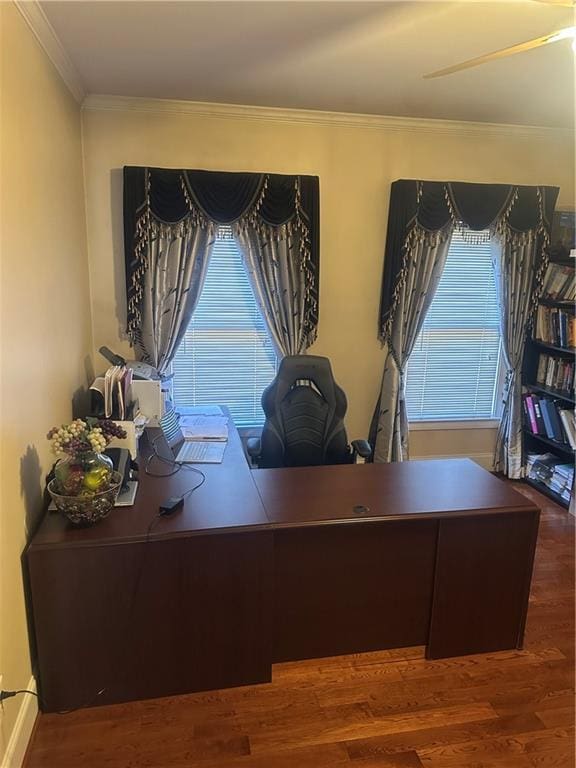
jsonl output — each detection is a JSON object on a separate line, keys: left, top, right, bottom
{"left": 46, "top": 418, "right": 128, "bottom": 526}
{"left": 48, "top": 471, "right": 123, "bottom": 526}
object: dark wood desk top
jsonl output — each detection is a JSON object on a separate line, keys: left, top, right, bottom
{"left": 30, "top": 424, "right": 269, "bottom": 549}
{"left": 30, "top": 427, "right": 538, "bottom": 551}
{"left": 252, "top": 459, "right": 537, "bottom": 527}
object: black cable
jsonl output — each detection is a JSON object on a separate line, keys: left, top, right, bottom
{"left": 144, "top": 434, "right": 206, "bottom": 492}
{"left": 0, "top": 687, "right": 104, "bottom": 716}
{"left": 133, "top": 462, "right": 205, "bottom": 597}
{"left": 144, "top": 435, "right": 181, "bottom": 477}
{"left": 0, "top": 689, "right": 38, "bottom": 702}
{"left": 179, "top": 466, "right": 206, "bottom": 497}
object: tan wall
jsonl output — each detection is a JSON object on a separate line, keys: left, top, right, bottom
{"left": 0, "top": 3, "right": 92, "bottom": 754}
{"left": 82, "top": 102, "right": 574, "bottom": 456}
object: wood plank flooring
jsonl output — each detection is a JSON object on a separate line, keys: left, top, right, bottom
{"left": 24, "top": 483, "right": 575, "bottom": 768}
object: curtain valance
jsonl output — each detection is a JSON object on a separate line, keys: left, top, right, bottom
{"left": 378, "top": 180, "right": 559, "bottom": 340}
{"left": 123, "top": 166, "right": 320, "bottom": 344}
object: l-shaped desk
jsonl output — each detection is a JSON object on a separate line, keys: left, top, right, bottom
{"left": 27, "top": 424, "right": 540, "bottom": 712}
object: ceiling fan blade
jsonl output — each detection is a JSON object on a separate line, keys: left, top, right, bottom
{"left": 424, "top": 26, "right": 576, "bottom": 78}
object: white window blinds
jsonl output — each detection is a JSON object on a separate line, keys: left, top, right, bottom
{"left": 171, "top": 228, "right": 278, "bottom": 427}
{"left": 405, "top": 230, "right": 502, "bottom": 421}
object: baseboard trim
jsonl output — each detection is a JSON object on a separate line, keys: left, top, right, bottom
{"left": 411, "top": 453, "right": 494, "bottom": 471}
{"left": 1, "top": 678, "right": 38, "bottom": 768}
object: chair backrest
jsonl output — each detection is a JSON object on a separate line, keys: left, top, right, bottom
{"left": 258, "top": 355, "right": 351, "bottom": 468}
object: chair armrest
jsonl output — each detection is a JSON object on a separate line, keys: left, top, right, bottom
{"left": 246, "top": 437, "right": 261, "bottom": 459}
{"left": 351, "top": 439, "right": 372, "bottom": 460}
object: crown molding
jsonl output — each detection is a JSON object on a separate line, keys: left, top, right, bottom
{"left": 82, "top": 94, "right": 574, "bottom": 141}
{"left": 15, "top": 0, "right": 85, "bottom": 103}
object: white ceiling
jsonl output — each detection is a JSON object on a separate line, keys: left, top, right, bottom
{"left": 40, "top": 1, "right": 575, "bottom": 128}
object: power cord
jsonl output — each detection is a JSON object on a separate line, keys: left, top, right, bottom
{"left": 145, "top": 435, "right": 182, "bottom": 477}
{"left": 0, "top": 689, "right": 37, "bottom": 702}
{"left": 134, "top": 453, "right": 205, "bottom": 595}
{"left": 0, "top": 687, "right": 105, "bottom": 715}
{"left": 144, "top": 433, "right": 206, "bottom": 500}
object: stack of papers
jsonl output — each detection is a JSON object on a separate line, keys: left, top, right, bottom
{"left": 527, "top": 453, "right": 557, "bottom": 483}
{"left": 90, "top": 366, "right": 134, "bottom": 420}
{"left": 527, "top": 452, "right": 574, "bottom": 504}
{"left": 550, "top": 464, "right": 575, "bottom": 501}
{"left": 180, "top": 415, "right": 229, "bottom": 442}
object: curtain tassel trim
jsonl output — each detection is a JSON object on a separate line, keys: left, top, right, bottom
{"left": 491, "top": 186, "right": 551, "bottom": 327}
{"left": 379, "top": 223, "right": 452, "bottom": 347}
{"left": 127, "top": 169, "right": 152, "bottom": 344}
{"left": 127, "top": 172, "right": 319, "bottom": 348}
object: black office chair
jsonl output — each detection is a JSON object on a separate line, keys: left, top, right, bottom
{"left": 247, "top": 355, "right": 371, "bottom": 469}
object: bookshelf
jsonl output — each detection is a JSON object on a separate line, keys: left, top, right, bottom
{"left": 522, "top": 243, "right": 575, "bottom": 509}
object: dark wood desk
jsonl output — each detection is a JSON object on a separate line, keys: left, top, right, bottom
{"left": 27, "top": 429, "right": 539, "bottom": 712}
{"left": 27, "top": 427, "right": 274, "bottom": 712}
{"left": 253, "top": 462, "right": 539, "bottom": 662}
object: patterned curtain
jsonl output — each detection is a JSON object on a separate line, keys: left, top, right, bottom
{"left": 233, "top": 180, "right": 316, "bottom": 356}
{"left": 373, "top": 224, "right": 453, "bottom": 462}
{"left": 493, "top": 228, "right": 549, "bottom": 478}
{"left": 138, "top": 218, "right": 215, "bottom": 374}
{"left": 373, "top": 181, "right": 558, "bottom": 471}
{"left": 124, "top": 168, "right": 320, "bottom": 367}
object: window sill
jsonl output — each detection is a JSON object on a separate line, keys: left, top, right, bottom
{"left": 409, "top": 419, "right": 500, "bottom": 431}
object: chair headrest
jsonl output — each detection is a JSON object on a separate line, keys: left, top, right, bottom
{"left": 273, "top": 355, "right": 337, "bottom": 405}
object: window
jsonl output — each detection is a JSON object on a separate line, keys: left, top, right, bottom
{"left": 171, "top": 228, "right": 277, "bottom": 427}
{"left": 405, "top": 230, "right": 502, "bottom": 422}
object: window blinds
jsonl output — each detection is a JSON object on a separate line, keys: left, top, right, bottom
{"left": 405, "top": 230, "right": 502, "bottom": 421}
{"left": 171, "top": 229, "right": 278, "bottom": 427}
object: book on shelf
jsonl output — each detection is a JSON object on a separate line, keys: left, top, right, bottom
{"left": 538, "top": 398, "right": 557, "bottom": 440}
{"left": 544, "top": 399, "right": 564, "bottom": 442}
{"left": 536, "top": 352, "right": 575, "bottom": 393}
{"left": 559, "top": 410, "right": 576, "bottom": 449}
{"left": 526, "top": 452, "right": 574, "bottom": 503}
{"left": 532, "top": 397, "right": 546, "bottom": 435}
{"left": 524, "top": 395, "right": 538, "bottom": 433}
{"left": 541, "top": 262, "right": 575, "bottom": 301}
{"left": 522, "top": 390, "right": 575, "bottom": 447}
{"left": 534, "top": 306, "right": 575, "bottom": 349}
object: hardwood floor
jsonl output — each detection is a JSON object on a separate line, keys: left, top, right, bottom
{"left": 24, "top": 484, "right": 574, "bottom": 768}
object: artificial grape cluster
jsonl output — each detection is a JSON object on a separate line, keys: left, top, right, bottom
{"left": 98, "top": 420, "right": 128, "bottom": 440}
{"left": 88, "top": 427, "right": 107, "bottom": 453}
{"left": 47, "top": 419, "right": 91, "bottom": 456}
{"left": 47, "top": 418, "right": 127, "bottom": 458}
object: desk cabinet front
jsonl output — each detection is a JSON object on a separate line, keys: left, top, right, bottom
{"left": 28, "top": 532, "right": 273, "bottom": 712}
{"left": 274, "top": 520, "right": 437, "bottom": 662}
